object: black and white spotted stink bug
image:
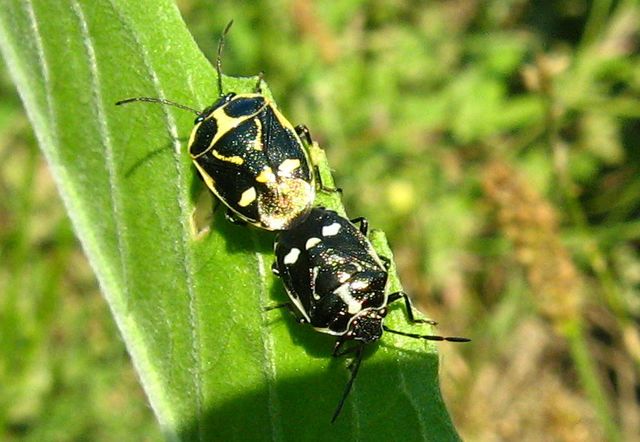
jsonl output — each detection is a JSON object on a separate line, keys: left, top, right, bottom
{"left": 270, "top": 207, "right": 470, "bottom": 422}
{"left": 116, "top": 21, "right": 315, "bottom": 230}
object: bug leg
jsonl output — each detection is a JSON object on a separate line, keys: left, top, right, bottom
{"left": 298, "top": 127, "right": 343, "bottom": 195}
{"left": 295, "top": 124, "right": 313, "bottom": 146}
{"left": 255, "top": 71, "right": 265, "bottom": 93}
{"left": 271, "top": 262, "right": 280, "bottom": 277}
{"left": 332, "top": 341, "right": 361, "bottom": 369}
{"left": 379, "top": 255, "right": 392, "bottom": 270}
{"left": 331, "top": 341, "right": 364, "bottom": 423}
{"left": 349, "top": 217, "right": 369, "bottom": 236}
{"left": 387, "top": 291, "right": 438, "bottom": 325}
{"left": 224, "top": 209, "right": 247, "bottom": 226}
{"left": 264, "top": 302, "right": 289, "bottom": 311}
{"left": 332, "top": 339, "right": 354, "bottom": 357}
{"left": 313, "top": 165, "right": 343, "bottom": 194}
{"left": 264, "top": 301, "right": 307, "bottom": 324}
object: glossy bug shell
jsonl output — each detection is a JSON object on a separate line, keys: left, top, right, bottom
{"left": 189, "top": 93, "right": 315, "bottom": 230}
{"left": 274, "top": 208, "right": 389, "bottom": 338}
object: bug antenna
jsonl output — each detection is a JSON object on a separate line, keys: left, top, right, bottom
{"left": 331, "top": 345, "right": 364, "bottom": 423}
{"left": 115, "top": 97, "right": 200, "bottom": 115}
{"left": 217, "top": 20, "right": 234, "bottom": 96}
{"left": 383, "top": 326, "right": 471, "bottom": 343}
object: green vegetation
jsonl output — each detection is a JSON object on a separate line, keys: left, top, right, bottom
{"left": 1, "top": 0, "right": 639, "bottom": 440}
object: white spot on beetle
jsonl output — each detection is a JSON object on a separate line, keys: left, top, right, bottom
{"left": 288, "top": 290, "right": 311, "bottom": 323}
{"left": 278, "top": 159, "right": 301, "bottom": 176}
{"left": 283, "top": 248, "right": 301, "bottom": 265}
{"left": 255, "top": 166, "right": 276, "bottom": 183}
{"left": 349, "top": 279, "right": 370, "bottom": 291}
{"left": 337, "top": 271, "right": 353, "bottom": 283}
{"left": 322, "top": 222, "right": 341, "bottom": 237}
{"left": 305, "top": 237, "right": 321, "bottom": 250}
{"left": 238, "top": 187, "right": 257, "bottom": 207}
{"left": 311, "top": 267, "right": 321, "bottom": 300}
{"left": 334, "top": 283, "right": 362, "bottom": 315}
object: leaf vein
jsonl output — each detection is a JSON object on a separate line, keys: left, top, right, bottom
{"left": 104, "top": 0, "right": 204, "bottom": 436}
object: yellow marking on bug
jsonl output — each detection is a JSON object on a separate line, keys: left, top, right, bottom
{"left": 278, "top": 159, "right": 301, "bottom": 177}
{"left": 238, "top": 187, "right": 257, "bottom": 207}
{"left": 212, "top": 150, "right": 244, "bottom": 165}
{"left": 256, "top": 167, "right": 276, "bottom": 183}
{"left": 212, "top": 111, "right": 242, "bottom": 134}
{"left": 253, "top": 118, "right": 263, "bottom": 151}
{"left": 193, "top": 162, "right": 216, "bottom": 192}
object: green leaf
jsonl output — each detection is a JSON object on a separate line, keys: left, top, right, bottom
{"left": 0, "top": 1, "right": 463, "bottom": 440}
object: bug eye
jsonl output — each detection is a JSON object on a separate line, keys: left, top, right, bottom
{"left": 194, "top": 106, "right": 215, "bottom": 124}
{"left": 224, "top": 96, "right": 264, "bottom": 117}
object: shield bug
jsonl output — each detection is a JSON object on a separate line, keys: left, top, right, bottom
{"left": 270, "top": 207, "right": 470, "bottom": 422}
{"left": 116, "top": 21, "right": 316, "bottom": 230}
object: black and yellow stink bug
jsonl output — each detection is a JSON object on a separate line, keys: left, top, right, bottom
{"left": 117, "top": 21, "right": 315, "bottom": 230}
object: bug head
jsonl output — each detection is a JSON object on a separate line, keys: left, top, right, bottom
{"left": 193, "top": 93, "right": 237, "bottom": 124}
{"left": 346, "top": 308, "right": 388, "bottom": 344}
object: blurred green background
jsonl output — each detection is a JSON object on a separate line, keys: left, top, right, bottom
{"left": 1, "top": 0, "right": 639, "bottom": 440}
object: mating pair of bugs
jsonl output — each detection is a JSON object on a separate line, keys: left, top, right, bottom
{"left": 117, "top": 21, "right": 469, "bottom": 423}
